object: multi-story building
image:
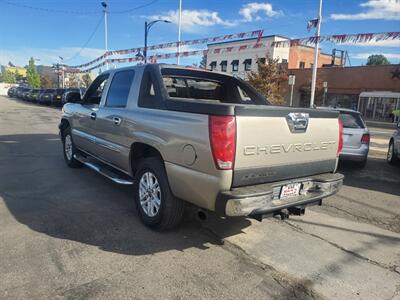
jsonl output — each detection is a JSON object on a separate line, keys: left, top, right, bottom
{"left": 206, "top": 35, "right": 341, "bottom": 78}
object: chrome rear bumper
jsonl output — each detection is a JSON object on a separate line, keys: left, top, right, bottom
{"left": 217, "top": 173, "right": 343, "bottom": 217}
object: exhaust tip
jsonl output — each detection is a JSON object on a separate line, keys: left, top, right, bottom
{"left": 197, "top": 210, "right": 207, "bottom": 221}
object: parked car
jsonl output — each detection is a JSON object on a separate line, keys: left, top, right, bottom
{"left": 387, "top": 120, "right": 400, "bottom": 165}
{"left": 15, "top": 87, "right": 28, "bottom": 98}
{"left": 39, "top": 89, "right": 55, "bottom": 105}
{"left": 22, "top": 89, "right": 32, "bottom": 101}
{"left": 29, "top": 89, "right": 43, "bottom": 103}
{"left": 59, "top": 64, "right": 344, "bottom": 230}
{"left": 61, "top": 88, "right": 86, "bottom": 105}
{"left": 50, "top": 88, "right": 66, "bottom": 106}
{"left": 319, "top": 107, "right": 369, "bottom": 167}
{"left": 7, "top": 87, "right": 17, "bottom": 97}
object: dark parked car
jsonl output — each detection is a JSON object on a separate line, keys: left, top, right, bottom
{"left": 22, "top": 89, "right": 32, "bottom": 101}
{"left": 39, "top": 89, "right": 55, "bottom": 105}
{"left": 16, "top": 87, "right": 30, "bottom": 99}
{"left": 61, "top": 88, "right": 86, "bottom": 105}
{"left": 50, "top": 89, "right": 66, "bottom": 106}
{"left": 29, "top": 89, "right": 43, "bottom": 103}
{"left": 7, "top": 87, "right": 17, "bottom": 97}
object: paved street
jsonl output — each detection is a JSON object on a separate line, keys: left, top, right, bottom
{"left": 1, "top": 96, "right": 400, "bottom": 300}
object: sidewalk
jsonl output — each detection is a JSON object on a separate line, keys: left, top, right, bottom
{"left": 368, "top": 127, "right": 393, "bottom": 157}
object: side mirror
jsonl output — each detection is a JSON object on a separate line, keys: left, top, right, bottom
{"left": 66, "top": 92, "right": 82, "bottom": 103}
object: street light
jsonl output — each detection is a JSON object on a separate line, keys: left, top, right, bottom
{"left": 144, "top": 19, "right": 171, "bottom": 64}
{"left": 101, "top": 1, "right": 109, "bottom": 70}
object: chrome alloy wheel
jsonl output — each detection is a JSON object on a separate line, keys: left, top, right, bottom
{"left": 139, "top": 172, "right": 161, "bottom": 217}
{"left": 64, "top": 134, "right": 73, "bottom": 161}
{"left": 387, "top": 142, "right": 393, "bottom": 162}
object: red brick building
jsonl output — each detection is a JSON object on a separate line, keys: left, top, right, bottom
{"left": 288, "top": 45, "right": 341, "bottom": 69}
{"left": 284, "top": 64, "right": 400, "bottom": 123}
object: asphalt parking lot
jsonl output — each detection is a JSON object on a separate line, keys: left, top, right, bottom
{"left": 1, "top": 96, "right": 399, "bottom": 300}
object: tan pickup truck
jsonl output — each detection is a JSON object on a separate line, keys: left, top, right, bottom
{"left": 59, "top": 64, "right": 344, "bottom": 230}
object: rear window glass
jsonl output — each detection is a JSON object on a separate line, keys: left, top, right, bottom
{"left": 163, "top": 76, "right": 223, "bottom": 101}
{"left": 161, "top": 69, "right": 267, "bottom": 105}
{"left": 339, "top": 112, "right": 365, "bottom": 129}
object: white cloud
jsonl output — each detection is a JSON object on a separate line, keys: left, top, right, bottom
{"left": 331, "top": 0, "right": 400, "bottom": 20}
{"left": 148, "top": 9, "right": 237, "bottom": 33}
{"left": 351, "top": 52, "right": 400, "bottom": 59}
{"left": 0, "top": 47, "right": 105, "bottom": 67}
{"left": 239, "top": 2, "right": 282, "bottom": 22}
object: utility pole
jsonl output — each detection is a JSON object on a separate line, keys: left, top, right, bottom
{"left": 310, "top": 0, "right": 322, "bottom": 108}
{"left": 144, "top": 21, "right": 148, "bottom": 64}
{"left": 101, "top": 1, "right": 109, "bottom": 70}
{"left": 177, "top": 0, "right": 182, "bottom": 65}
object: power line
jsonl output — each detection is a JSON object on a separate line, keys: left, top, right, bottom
{"left": 0, "top": 0, "right": 158, "bottom": 15}
{"left": 63, "top": 14, "right": 104, "bottom": 63}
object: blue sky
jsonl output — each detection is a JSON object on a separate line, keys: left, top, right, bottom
{"left": 0, "top": 0, "right": 399, "bottom": 69}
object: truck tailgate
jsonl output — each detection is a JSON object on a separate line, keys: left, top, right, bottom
{"left": 233, "top": 106, "right": 340, "bottom": 187}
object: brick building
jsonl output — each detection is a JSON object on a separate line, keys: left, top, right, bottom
{"left": 284, "top": 64, "right": 400, "bottom": 123}
{"left": 206, "top": 35, "right": 341, "bottom": 78}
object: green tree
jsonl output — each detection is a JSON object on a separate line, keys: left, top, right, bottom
{"left": 26, "top": 57, "right": 41, "bottom": 88}
{"left": 40, "top": 74, "right": 53, "bottom": 88}
{"left": 82, "top": 73, "right": 92, "bottom": 88}
{"left": 247, "top": 58, "right": 288, "bottom": 105}
{"left": 0, "top": 70, "right": 16, "bottom": 83}
{"left": 366, "top": 54, "right": 390, "bottom": 65}
{"left": 199, "top": 55, "right": 207, "bottom": 69}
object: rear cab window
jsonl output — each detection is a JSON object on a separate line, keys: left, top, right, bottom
{"left": 339, "top": 112, "right": 365, "bottom": 129}
{"left": 160, "top": 68, "right": 268, "bottom": 105}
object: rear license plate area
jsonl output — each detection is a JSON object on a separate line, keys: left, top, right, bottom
{"left": 280, "top": 183, "right": 302, "bottom": 199}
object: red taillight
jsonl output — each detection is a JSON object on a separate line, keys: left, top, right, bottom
{"left": 337, "top": 118, "right": 343, "bottom": 156}
{"left": 361, "top": 133, "right": 370, "bottom": 144}
{"left": 209, "top": 115, "right": 236, "bottom": 170}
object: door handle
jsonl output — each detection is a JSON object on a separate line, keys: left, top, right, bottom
{"left": 90, "top": 112, "right": 97, "bottom": 120}
{"left": 113, "top": 117, "right": 122, "bottom": 126}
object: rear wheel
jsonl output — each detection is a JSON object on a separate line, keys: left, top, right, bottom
{"left": 387, "top": 140, "right": 398, "bottom": 165}
{"left": 133, "top": 157, "right": 184, "bottom": 230}
{"left": 62, "top": 127, "right": 82, "bottom": 168}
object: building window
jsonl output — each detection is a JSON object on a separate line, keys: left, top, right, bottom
{"left": 220, "top": 60, "right": 227, "bottom": 72}
{"left": 310, "top": 63, "right": 314, "bottom": 68}
{"left": 209, "top": 61, "right": 217, "bottom": 71}
{"left": 281, "top": 59, "right": 288, "bottom": 64}
{"left": 243, "top": 59, "right": 252, "bottom": 71}
{"left": 299, "top": 61, "right": 305, "bottom": 69}
{"left": 231, "top": 60, "right": 239, "bottom": 72}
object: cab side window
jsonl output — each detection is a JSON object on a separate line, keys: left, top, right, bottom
{"left": 105, "top": 70, "right": 135, "bottom": 107}
{"left": 84, "top": 74, "right": 109, "bottom": 105}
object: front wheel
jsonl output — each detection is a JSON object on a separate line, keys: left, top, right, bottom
{"left": 62, "top": 127, "right": 82, "bottom": 168}
{"left": 387, "top": 140, "right": 398, "bottom": 165}
{"left": 133, "top": 157, "right": 184, "bottom": 230}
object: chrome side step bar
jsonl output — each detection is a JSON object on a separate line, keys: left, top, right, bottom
{"left": 74, "top": 154, "right": 133, "bottom": 185}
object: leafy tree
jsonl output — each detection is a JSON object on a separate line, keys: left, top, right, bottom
{"left": 26, "top": 57, "right": 41, "bottom": 88}
{"left": 247, "top": 58, "right": 288, "bottom": 105}
{"left": 366, "top": 54, "right": 390, "bottom": 65}
{"left": 0, "top": 70, "right": 16, "bottom": 83}
{"left": 40, "top": 74, "right": 53, "bottom": 88}
{"left": 199, "top": 55, "right": 207, "bottom": 69}
{"left": 82, "top": 74, "right": 92, "bottom": 88}
{"left": 67, "top": 73, "right": 79, "bottom": 88}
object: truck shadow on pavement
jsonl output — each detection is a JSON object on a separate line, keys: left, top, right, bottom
{"left": 0, "top": 133, "right": 252, "bottom": 256}
{"left": 337, "top": 158, "right": 400, "bottom": 197}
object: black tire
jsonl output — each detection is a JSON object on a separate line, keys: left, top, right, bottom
{"left": 133, "top": 157, "right": 185, "bottom": 230}
{"left": 62, "top": 127, "right": 82, "bottom": 168}
{"left": 387, "top": 140, "right": 399, "bottom": 165}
